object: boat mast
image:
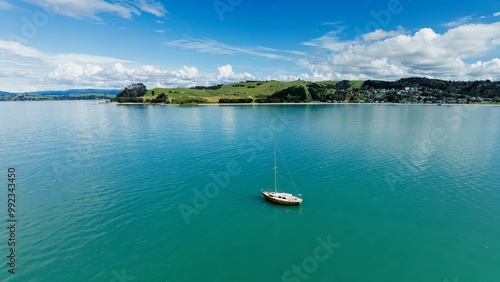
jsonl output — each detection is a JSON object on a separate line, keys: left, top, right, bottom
{"left": 274, "top": 141, "right": 277, "bottom": 193}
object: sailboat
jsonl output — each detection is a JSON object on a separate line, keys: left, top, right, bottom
{"left": 261, "top": 142, "right": 303, "bottom": 205}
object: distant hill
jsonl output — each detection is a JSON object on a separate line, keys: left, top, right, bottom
{"left": 142, "top": 78, "right": 499, "bottom": 104}
{"left": 0, "top": 88, "right": 119, "bottom": 102}
{"left": 0, "top": 91, "right": 15, "bottom": 96}
{"left": 24, "top": 89, "right": 120, "bottom": 96}
{"left": 0, "top": 88, "right": 120, "bottom": 101}
{"left": 144, "top": 80, "right": 364, "bottom": 103}
{"left": 0, "top": 89, "right": 120, "bottom": 96}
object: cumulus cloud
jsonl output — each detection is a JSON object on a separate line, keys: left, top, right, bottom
{"left": 275, "top": 73, "right": 333, "bottom": 82}
{"left": 40, "top": 62, "right": 182, "bottom": 88}
{"left": 47, "top": 62, "right": 102, "bottom": 83}
{"left": 494, "top": 12, "right": 500, "bottom": 17}
{"left": 215, "top": 64, "right": 254, "bottom": 82}
{"left": 44, "top": 63, "right": 196, "bottom": 88}
{"left": 0, "top": 41, "right": 134, "bottom": 90}
{"left": 0, "top": 41, "right": 255, "bottom": 91}
{"left": 42, "top": 62, "right": 255, "bottom": 89}
{"left": 175, "top": 66, "right": 198, "bottom": 79}
{"left": 467, "top": 58, "right": 500, "bottom": 79}
{"left": 0, "top": 40, "right": 259, "bottom": 91}
{"left": 301, "top": 22, "right": 500, "bottom": 81}
{"left": 21, "top": 0, "right": 167, "bottom": 19}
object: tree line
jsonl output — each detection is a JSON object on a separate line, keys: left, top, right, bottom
{"left": 362, "top": 77, "right": 500, "bottom": 98}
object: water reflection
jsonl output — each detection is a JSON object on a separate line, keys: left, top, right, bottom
{"left": 220, "top": 106, "right": 237, "bottom": 139}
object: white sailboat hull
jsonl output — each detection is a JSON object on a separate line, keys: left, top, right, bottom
{"left": 261, "top": 190, "right": 302, "bottom": 205}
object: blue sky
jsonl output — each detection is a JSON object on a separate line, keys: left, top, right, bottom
{"left": 0, "top": 0, "right": 499, "bottom": 92}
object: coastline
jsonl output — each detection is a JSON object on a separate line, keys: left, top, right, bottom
{"left": 107, "top": 101, "right": 500, "bottom": 107}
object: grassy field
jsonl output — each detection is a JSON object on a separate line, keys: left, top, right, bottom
{"left": 143, "top": 80, "right": 359, "bottom": 103}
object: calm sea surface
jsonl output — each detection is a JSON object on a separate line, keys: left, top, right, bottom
{"left": 0, "top": 101, "right": 499, "bottom": 282}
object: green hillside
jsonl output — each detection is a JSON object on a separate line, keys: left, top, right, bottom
{"left": 117, "top": 78, "right": 499, "bottom": 104}
{"left": 144, "top": 80, "right": 322, "bottom": 103}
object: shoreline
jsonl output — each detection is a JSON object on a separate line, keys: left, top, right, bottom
{"left": 107, "top": 101, "right": 500, "bottom": 107}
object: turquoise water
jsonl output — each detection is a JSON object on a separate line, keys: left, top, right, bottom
{"left": 0, "top": 101, "right": 499, "bottom": 282}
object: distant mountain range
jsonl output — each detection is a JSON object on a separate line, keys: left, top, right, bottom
{"left": 0, "top": 89, "right": 120, "bottom": 96}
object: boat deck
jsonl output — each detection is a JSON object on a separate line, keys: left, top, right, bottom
{"left": 261, "top": 190, "right": 302, "bottom": 205}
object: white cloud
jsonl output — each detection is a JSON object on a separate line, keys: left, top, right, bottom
{"left": 136, "top": 0, "right": 167, "bottom": 17}
{"left": 47, "top": 62, "right": 103, "bottom": 83}
{"left": 166, "top": 38, "right": 285, "bottom": 59}
{"left": 0, "top": 0, "right": 14, "bottom": 9}
{"left": 217, "top": 65, "right": 233, "bottom": 78}
{"left": 175, "top": 66, "right": 199, "bottom": 79}
{"left": 215, "top": 64, "right": 254, "bottom": 82}
{"left": 467, "top": 58, "right": 500, "bottom": 80}
{"left": 301, "top": 30, "right": 351, "bottom": 52}
{"left": 0, "top": 40, "right": 132, "bottom": 91}
{"left": 445, "top": 16, "right": 473, "bottom": 27}
{"left": 112, "top": 63, "right": 127, "bottom": 73}
{"left": 43, "top": 63, "right": 255, "bottom": 89}
{"left": 0, "top": 40, "right": 130, "bottom": 65}
{"left": 301, "top": 22, "right": 500, "bottom": 81}
{"left": 22, "top": 0, "right": 138, "bottom": 19}
{"left": 276, "top": 73, "right": 330, "bottom": 82}
{"left": 0, "top": 40, "right": 45, "bottom": 58}
{"left": 0, "top": 41, "right": 259, "bottom": 91}
{"left": 21, "top": 0, "right": 167, "bottom": 19}
{"left": 43, "top": 63, "right": 197, "bottom": 89}
{"left": 362, "top": 27, "right": 406, "bottom": 42}
{"left": 321, "top": 21, "right": 344, "bottom": 27}
{"left": 52, "top": 53, "right": 130, "bottom": 65}
{"left": 493, "top": 12, "right": 500, "bottom": 17}
{"left": 440, "top": 23, "right": 500, "bottom": 56}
